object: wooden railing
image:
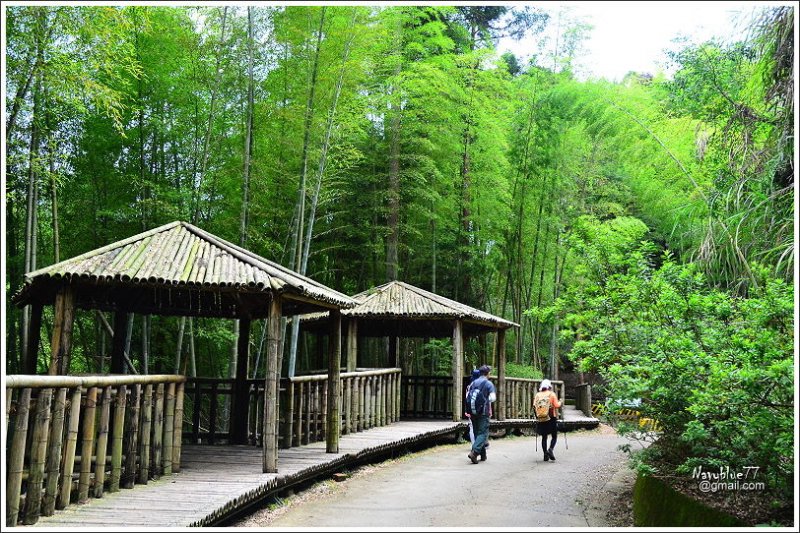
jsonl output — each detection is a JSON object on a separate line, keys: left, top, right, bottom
{"left": 183, "top": 369, "right": 401, "bottom": 449}
{"left": 281, "top": 368, "right": 401, "bottom": 448}
{"left": 574, "top": 383, "right": 593, "bottom": 417}
{"left": 5, "top": 374, "right": 185, "bottom": 527}
{"left": 401, "top": 375, "right": 453, "bottom": 418}
{"left": 400, "top": 375, "right": 566, "bottom": 420}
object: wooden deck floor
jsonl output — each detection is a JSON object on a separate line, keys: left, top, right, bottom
{"left": 32, "top": 420, "right": 463, "bottom": 528}
{"left": 31, "top": 408, "right": 599, "bottom": 528}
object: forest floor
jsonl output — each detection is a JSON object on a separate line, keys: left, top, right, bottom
{"left": 233, "top": 424, "right": 637, "bottom": 527}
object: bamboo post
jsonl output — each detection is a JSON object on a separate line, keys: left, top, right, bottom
{"left": 78, "top": 386, "right": 98, "bottom": 503}
{"left": 377, "top": 374, "right": 384, "bottom": 426}
{"left": 172, "top": 382, "right": 184, "bottom": 472}
{"left": 43, "top": 387, "right": 67, "bottom": 515}
{"left": 24, "top": 303, "right": 43, "bottom": 374}
{"left": 232, "top": 317, "right": 251, "bottom": 444}
{"left": 352, "top": 376, "right": 360, "bottom": 432}
{"left": 346, "top": 319, "right": 357, "bottom": 372}
{"left": 151, "top": 383, "right": 164, "bottom": 477}
{"left": 342, "top": 377, "right": 350, "bottom": 434}
{"left": 23, "top": 389, "right": 52, "bottom": 524}
{"left": 325, "top": 309, "right": 342, "bottom": 453}
{"left": 262, "top": 296, "right": 281, "bottom": 473}
{"left": 93, "top": 386, "right": 112, "bottom": 498}
{"left": 451, "top": 320, "right": 463, "bottom": 422}
{"left": 7, "top": 388, "right": 32, "bottom": 526}
{"left": 321, "top": 380, "right": 328, "bottom": 441}
{"left": 48, "top": 286, "right": 76, "bottom": 375}
{"left": 109, "top": 385, "right": 126, "bottom": 492}
{"left": 122, "top": 384, "right": 140, "bottom": 489}
{"left": 57, "top": 388, "right": 81, "bottom": 509}
{"left": 284, "top": 381, "right": 295, "bottom": 448}
{"left": 138, "top": 383, "right": 153, "bottom": 484}
{"left": 496, "top": 329, "right": 506, "bottom": 421}
{"left": 295, "top": 381, "right": 304, "bottom": 446}
{"left": 163, "top": 382, "right": 175, "bottom": 474}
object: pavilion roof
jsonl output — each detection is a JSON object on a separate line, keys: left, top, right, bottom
{"left": 13, "top": 221, "right": 355, "bottom": 317}
{"left": 300, "top": 280, "right": 518, "bottom": 335}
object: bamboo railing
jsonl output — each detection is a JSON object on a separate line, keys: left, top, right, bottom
{"left": 400, "top": 375, "right": 565, "bottom": 420}
{"left": 496, "top": 377, "right": 565, "bottom": 420}
{"left": 281, "top": 368, "right": 401, "bottom": 448}
{"left": 5, "top": 374, "right": 185, "bottom": 527}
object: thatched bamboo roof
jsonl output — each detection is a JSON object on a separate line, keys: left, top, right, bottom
{"left": 13, "top": 221, "right": 355, "bottom": 318}
{"left": 300, "top": 280, "right": 518, "bottom": 336}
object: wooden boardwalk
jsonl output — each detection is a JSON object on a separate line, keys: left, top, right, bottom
{"left": 32, "top": 420, "right": 463, "bottom": 528}
{"left": 30, "top": 408, "right": 598, "bottom": 528}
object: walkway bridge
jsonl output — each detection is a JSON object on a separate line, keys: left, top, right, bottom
{"left": 5, "top": 372, "right": 598, "bottom": 527}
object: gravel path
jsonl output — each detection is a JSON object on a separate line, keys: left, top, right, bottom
{"left": 235, "top": 426, "right": 634, "bottom": 528}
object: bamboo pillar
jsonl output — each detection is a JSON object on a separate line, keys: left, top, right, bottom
{"left": 122, "top": 385, "right": 140, "bottom": 489}
{"left": 151, "top": 383, "right": 164, "bottom": 477}
{"left": 78, "top": 386, "right": 98, "bottom": 502}
{"left": 262, "top": 296, "right": 282, "bottom": 473}
{"left": 58, "top": 388, "right": 82, "bottom": 508}
{"left": 231, "top": 317, "right": 250, "bottom": 444}
{"left": 93, "top": 386, "right": 112, "bottom": 498}
{"left": 24, "top": 303, "right": 43, "bottom": 374}
{"left": 48, "top": 286, "right": 76, "bottom": 375}
{"left": 163, "top": 382, "right": 175, "bottom": 475}
{"left": 43, "top": 387, "right": 67, "bottom": 515}
{"left": 346, "top": 319, "right": 357, "bottom": 372}
{"left": 110, "top": 311, "right": 128, "bottom": 374}
{"left": 7, "top": 388, "right": 32, "bottom": 526}
{"left": 172, "top": 382, "right": 184, "bottom": 472}
{"left": 137, "top": 384, "right": 153, "bottom": 484}
{"left": 451, "top": 320, "right": 463, "bottom": 422}
{"left": 388, "top": 336, "right": 398, "bottom": 368}
{"left": 496, "top": 329, "right": 506, "bottom": 421}
{"left": 109, "top": 385, "right": 126, "bottom": 492}
{"left": 23, "top": 389, "right": 52, "bottom": 524}
{"left": 326, "top": 309, "right": 342, "bottom": 453}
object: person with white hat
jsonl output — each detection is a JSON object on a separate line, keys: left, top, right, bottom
{"left": 533, "top": 379, "right": 562, "bottom": 461}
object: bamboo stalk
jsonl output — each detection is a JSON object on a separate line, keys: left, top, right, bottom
{"left": 138, "top": 384, "right": 153, "bottom": 483}
{"left": 295, "top": 381, "right": 304, "bottom": 446}
{"left": 109, "top": 385, "right": 126, "bottom": 492}
{"left": 78, "top": 387, "right": 98, "bottom": 503}
{"left": 285, "top": 381, "right": 295, "bottom": 448}
{"left": 43, "top": 387, "right": 67, "bottom": 515}
{"left": 7, "top": 388, "right": 32, "bottom": 526}
{"left": 163, "top": 382, "right": 175, "bottom": 475}
{"left": 57, "top": 388, "right": 81, "bottom": 509}
{"left": 151, "top": 383, "right": 164, "bottom": 477}
{"left": 172, "top": 382, "right": 184, "bottom": 472}
{"left": 23, "top": 389, "right": 52, "bottom": 524}
{"left": 92, "top": 386, "right": 112, "bottom": 498}
{"left": 122, "top": 385, "right": 140, "bottom": 489}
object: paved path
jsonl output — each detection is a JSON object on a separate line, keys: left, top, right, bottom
{"left": 257, "top": 429, "right": 630, "bottom": 528}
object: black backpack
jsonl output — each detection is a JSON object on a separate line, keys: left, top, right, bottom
{"left": 467, "top": 379, "right": 488, "bottom": 416}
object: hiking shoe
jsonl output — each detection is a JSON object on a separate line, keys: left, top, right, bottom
{"left": 543, "top": 451, "right": 549, "bottom": 462}
{"left": 480, "top": 449, "right": 487, "bottom": 462}
{"left": 548, "top": 449, "right": 556, "bottom": 461}
{"left": 468, "top": 451, "right": 479, "bottom": 464}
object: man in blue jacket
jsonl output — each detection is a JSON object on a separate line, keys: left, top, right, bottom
{"left": 466, "top": 365, "right": 496, "bottom": 464}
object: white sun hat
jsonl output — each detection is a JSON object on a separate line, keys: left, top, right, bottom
{"left": 539, "top": 379, "right": 552, "bottom": 391}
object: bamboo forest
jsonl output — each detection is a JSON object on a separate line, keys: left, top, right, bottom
{"left": 3, "top": 3, "right": 796, "bottom": 528}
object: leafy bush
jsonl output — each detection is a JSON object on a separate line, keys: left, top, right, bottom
{"left": 562, "top": 253, "right": 794, "bottom": 504}
{"left": 505, "top": 362, "right": 543, "bottom": 379}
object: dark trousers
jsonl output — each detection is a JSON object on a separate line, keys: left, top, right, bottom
{"left": 537, "top": 418, "right": 558, "bottom": 450}
{"left": 471, "top": 414, "right": 490, "bottom": 454}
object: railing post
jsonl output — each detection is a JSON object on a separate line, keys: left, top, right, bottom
{"left": 43, "top": 388, "right": 67, "bottom": 515}
{"left": 496, "top": 329, "right": 506, "bottom": 421}
{"left": 23, "top": 389, "right": 52, "bottom": 524}
{"left": 262, "top": 295, "right": 282, "bottom": 473}
{"left": 78, "top": 386, "right": 98, "bottom": 502}
{"left": 163, "top": 382, "right": 175, "bottom": 474}
{"left": 452, "top": 320, "right": 464, "bottom": 422}
{"left": 109, "top": 385, "right": 127, "bottom": 492}
{"left": 122, "top": 384, "right": 140, "bottom": 489}
{"left": 7, "top": 388, "right": 32, "bottom": 527}
{"left": 326, "top": 309, "right": 341, "bottom": 453}
{"left": 93, "top": 386, "right": 112, "bottom": 498}
{"left": 172, "top": 382, "right": 184, "bottom": 472}
{"left": 59, "top": 388, "right": 82, "bottom": 507}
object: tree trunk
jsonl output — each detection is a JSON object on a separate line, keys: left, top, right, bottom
{"left": 192, "top": 6, "right": 229, "bottom": 224}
